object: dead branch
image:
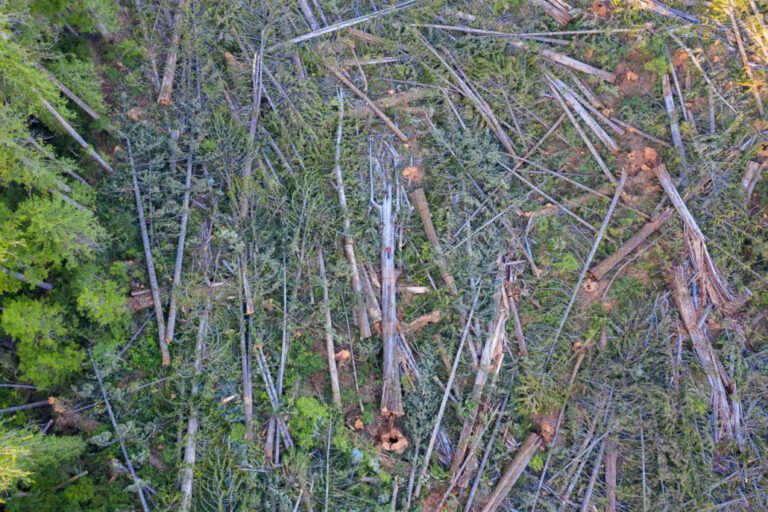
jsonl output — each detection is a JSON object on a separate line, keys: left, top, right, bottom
{"left": 0, "top": 266, "right": 54, "bottom": 291}
{"left": 531, "top": 0, "right": 573, "bottom": 26}
{"left": 269, "top": 1, "right": 418, "bottom": 50}
{"left": 157, "top": 0, "right": 188, "bottom": 105}
{"left": 629, "top": 0, "right": 699, "bottom": 23}
{"left": 662, "top": 74, "right": 688, "bottom": 170}
{"left": 317, "top": 244, "right": 342, "bottom": 407}
{"left": 551, "top": 170, "right": 627, "bottom": 347}
{"left": 449, "top": 259, "right": 510, "bottom": 476}
{"left": 0, "top": 398, "right": 52, "bottom": 415}
{"left": 127, "top": 139, "right": 169, "bottom": 366}
{"left": 605, "top": 440, "right": 618, "bottom": 512}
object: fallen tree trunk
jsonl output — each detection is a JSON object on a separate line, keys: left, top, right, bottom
{"left": 41, "top": 99, "right": 112, "bottom": 174}
{"left": 317, "top": 244, "right": 342, "bottom": 407}
{"left": 670, "top": 266, "right": 743, "bottom": 445}
{"left": 652, "top": 163, "right": 743, "bottom": 314}
{"left": 480, "top": 432, "right": 544, "bottom": 512}
{"left": 127, "top": 139, "right": 169, "bottom": 366}
{"left": 449, "top": 259, "right": 509, "bottom": 476}
{"left": 179, "top": 306, "right": 208, "bottom": 512}
{"left": 333, "top": 94, "right": 371, "bottom": 339}
{"left": 165, "top": 137, "right": 192, "bottom": 345}
{"left": 157, "top": 0, "right": 189, "bottom": 105}
{"left": 378, "top": 182, "right": 403, "bottom": 417}
{"left": 36, "top": 64, "right": 101, "bottom": 120}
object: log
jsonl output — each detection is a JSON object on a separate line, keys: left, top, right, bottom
{"left": 0, "top": 398, "right": 52, "bottom": 415}
{"left": 317, "top": 244, "right": 342, "bottom": 407}
{"left": 481, "top": 432, "right": 544, "bottom": 512}
{"left": 402, "top": 310, "right": 441, "bottom": 334}
{"left": 531, "top": 0, "right": 573, "bottom": 26}
{"left": 662, "top": 74, "right": 688, "bottom": 170}
{"left": 165, "top": 137, "right": 192, "bottom": 345}
{"left": 0, "top": 266, "right": 54, "bottom": 291}
{"left": 629, "top": 0, "right": 699, "bottom": 23}
{"left": 127, "top": 139, "right": 169, "bottom": 366}
{"left": 605, "top": 441, "right": 618, "bottom": 512}
{"left": 238, "top": 271, "right": 254, "bottom": 440}
{"left": 157, "top": 0, "right": 189, "bottom": 105}
{"left": 298, "top": 0, "right": 320, "bottom": 30}
{"left": 41, "top": 99, "right": 112, "bottom": 174}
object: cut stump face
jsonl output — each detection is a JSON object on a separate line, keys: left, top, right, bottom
{"left": 379, "top": 427, "right": 409, "bottom": 454}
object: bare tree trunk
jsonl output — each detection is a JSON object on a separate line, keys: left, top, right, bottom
{"left": 158, "top": 0, "right": 188, "bottom": 105}
{"left": 317, "top": 244, "right": 342, "bottom": 407}
{"left": 379, "top": 183, "right": 403, "bottom": 417}
{"left": 480, "top": 432, "right": 544, "bottom": 512}
{"left": 179, "top": 305, "right": 209, "bottom": 512}
{"left": 127, "top": 139, "right": 169, "bottom": 366}
{"left": 297, "top": 0, "right": 320, "bottom": 30}
{"left": 41, "top": 99, "right": 112, "bottom": 174}
{"left": 333, "top": 93, "right": 371, "bottom": 338}
{"left": 165, "top": 142, "right": 193, "bottom": 345}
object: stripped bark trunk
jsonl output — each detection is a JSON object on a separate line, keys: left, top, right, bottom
{"left": 333, "top": 94, "right": 371, "bottom": 338}
{"left": 157, "top": 0, "right": 188, "bottom": 105}
{"left": 179, "top": 305, "right": 209, "bottom": 512}
{"left": 165, "top": 139, "right": 193, "bottom": 345}
{"left": 317, "top": 244, "right": 342, "bottom": 407}
{"left": 127, "top": 139, "right": 169, "bottom": 366}
{"left": 379, "top": 182, "right": 403, "bottom": 417}
{"left": 670, "top": 266, "right": 743, "bottom": 445}
{"left": 480, "top": 432, "right": 544, "bottom": 512}
{"left": 449, "top": 259, "right": 509, "bottom": 476}
{"left": 42, "top": 99, "right": 112, "bottom": 174}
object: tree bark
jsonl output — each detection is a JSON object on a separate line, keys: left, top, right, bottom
{"left": 128, "top": 139, "right": 169, "bottom": 366}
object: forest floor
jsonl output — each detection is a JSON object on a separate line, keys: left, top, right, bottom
{"left": 3, "top": 0, "right": 768, "bottom": 511}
